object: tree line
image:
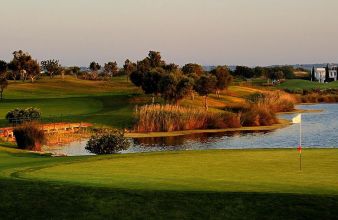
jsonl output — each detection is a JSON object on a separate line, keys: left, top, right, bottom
{"left": 129, "top": 51, "right": 233, "bottom": 110}
{"left": 231, "top": 65, "right": 298, "bottom": 82}
{"left": 0, "top": 50, "right": 302, "bottom": 102}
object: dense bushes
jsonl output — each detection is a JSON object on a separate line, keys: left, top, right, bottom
{"left": 85, "top": 129, "right": 130, "bottom": 155}
{"left": 6, "top": 107, "right": 41, "bottom": 124}
{"left": 133, "top": 105, "right": 241, "bottom": 132}
{"left": 13, "top": 122, "right": 45, "bottom": 151}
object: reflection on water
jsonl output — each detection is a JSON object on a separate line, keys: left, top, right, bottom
{"left": 43, "top": 139, "right": 94, "bottom": 156}
{"left": 45, "top": 104, "right": 338, "bottom": 156}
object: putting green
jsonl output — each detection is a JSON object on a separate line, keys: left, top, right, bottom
{"left": 18, "top": 149, "right": 338, "bottom": 195}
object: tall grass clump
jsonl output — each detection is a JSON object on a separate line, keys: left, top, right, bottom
{"left": 134, "top": 104, "right": 240, "bottom": 132}
{"left": 247, "top": 91, "right": 297, "bottom": 113}
{"left": 13, "top": 122, "right": 46, "bottom": 151}
{"left": 242, "top": 91, "right": 297, "bottom": 126}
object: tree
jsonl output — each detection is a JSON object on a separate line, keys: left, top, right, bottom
{"left": 41, "top": 59, "right": 61, "bottom": 78}
{"left": 0, "top": 77, "right": 8, "bottom": 101}
{"left": 26, "top": 59, "right": 41, "bottom": 82}
{"left": 325, "top": 64, "right": 330, "bottom": 82}
{"left": 103, "top": 61, "right": 119, "bottom": 78}
{"left": 130, "top": 71, "right": 144, "bottom": 87}
{"left": 89, "top": 61, "right": 101, "bottom": 72}
{"left": 182, "top": 63, "right": 204, "bottom": 76}
{"left": 148, "top": 51, "right": 164, "bottom": 68}
{"left": 194, "top": 74, "right": 217, "bottom": 110}
{"left": 211, "top": 66, "right": 233, "bottom": 98}
{"left": 266, "top": 70, "right": 284, "bottom": 84}
{"left": 136, "top": 58, "right": 151, "bottom": 73}
{"left": 88, "top": 62, "right": 101, "bottom": 80}
{"left": 141, "top": 70, "right": 163, "bottom": 103}
{"left": 311, "top": 66, "right": 316, "bottom": 82}
{"left": 234, "top": 66, "right": 255, "bottom": 78}
{"left": 0, "top": 60, "right": 7, "bottom": 74}
{"left": 8, "top": 50, "right": 40, "bottom": 82}
{"left": 159, "top": 71, "right": 193, "bottom": 104}
{"left": 253, "top": 66, "right": 267, "bottom": 78}
{"left": 69, "top": 66, "right": 81, "bottom": 78}
{"left": 163, "top": 63, "right": 179, "bottom": 72}
{"left": 0, "top": 60, "right": 8, "bottom": 100}
{"left": 85, "top": 129, "right": 130, "bottom": 155}
{"left": 123, "top": 59, "right": 137, "bottom": 80}
{"left": 176, "top": 75, "right": 194, "bottom": 103}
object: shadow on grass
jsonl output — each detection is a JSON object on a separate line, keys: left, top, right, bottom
{"left": 0, "top": 178, "right": 337, "bottom": 220}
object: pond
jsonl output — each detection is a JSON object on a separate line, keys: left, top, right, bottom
{"left": 44, "top": 104, "right": 338, "bottom": 156}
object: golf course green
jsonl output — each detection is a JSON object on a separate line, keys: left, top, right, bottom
{"left": 1, "top": 147, "right": 338, "bottom": 219}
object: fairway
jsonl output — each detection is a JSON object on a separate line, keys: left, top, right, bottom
{"left": 278, "top": 79, "right": 338, "bottom": 91}
{"left": 0, "top": 76, "right": 145, "bottom": 128}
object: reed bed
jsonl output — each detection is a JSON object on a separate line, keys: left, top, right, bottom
{"left": 134, "top": 104, "right": 240, "bottom": 132}
{"left": 133, "top": 91, "right": 297, "bottom": 132}
{"left": 300, "top": 94, "right": 338, "bottom": 103}
{"left": 241, "top": 91, "right": 297, "bottom": 126}
{"left": 249, "top": 91, "right": 297, "bottom": 113}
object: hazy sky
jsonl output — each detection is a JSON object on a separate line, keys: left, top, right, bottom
{"left": 1, "top": 0, "right": 338, "bottom": 66}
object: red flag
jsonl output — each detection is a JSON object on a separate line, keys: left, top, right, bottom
{"left": 297, "top": 146, "right": 302, "bottom": 154}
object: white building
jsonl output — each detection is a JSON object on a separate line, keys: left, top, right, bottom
{"left": 314, "top": 68, "right": 326, "bottom": 83}
{"left": 312, "top": 66, "right": 338, "bottom": 83}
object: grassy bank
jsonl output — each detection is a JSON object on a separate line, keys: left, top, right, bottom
{"left": 0, "top": 147, "right": 337, "bottom": 219}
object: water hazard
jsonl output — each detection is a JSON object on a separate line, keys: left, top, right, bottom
{"left": 44, "top": 104, "right": 338, "bottom": 156}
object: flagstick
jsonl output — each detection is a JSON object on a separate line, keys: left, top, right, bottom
{"left": 299, "top": 119, "right": 302, "bottom": 171}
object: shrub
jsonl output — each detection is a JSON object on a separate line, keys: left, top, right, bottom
{"left": 13, "top": 122, "right": 46, "bottom": 151}
{"left": 241, "top": 104, "right": 278, "bottom": 126}
{"left": 85, "top": 129, "right": 130, "bottom": 155}
{"left": 6, "top": 107, "right": 41, "bottom": 124}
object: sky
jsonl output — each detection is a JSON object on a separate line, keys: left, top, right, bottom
{"left": 1, "top": 0, "right": 338, "bottom": 67}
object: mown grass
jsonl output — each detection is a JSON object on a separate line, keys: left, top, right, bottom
{"left": 19, "top": 149, "right": 338, "bottom": 195}
{"left": 0, "top": 147, "right": 337, "bottom": 219}
{"left": 278, "top": 79, "right": 338, "bottom": 91}
{"left": 0, "top": 76, "right": 144, "bottom": 128}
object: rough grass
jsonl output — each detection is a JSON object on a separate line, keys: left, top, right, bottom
{"left": 0, "top": 147, "right": 337, "bottom": 219}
